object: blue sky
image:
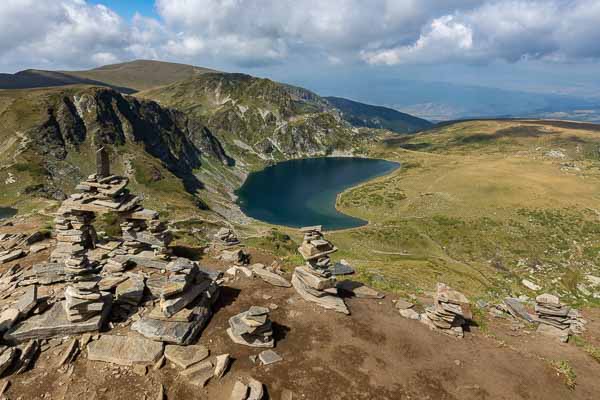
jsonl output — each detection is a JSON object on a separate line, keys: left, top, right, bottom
{"left": 89, "top": 0, "right": 157, "bottom": 20}
{"left": 1, "top": 1, "right": 600, "bottom": 119}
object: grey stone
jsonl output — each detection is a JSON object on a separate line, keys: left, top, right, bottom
{"left": 4, "top": 297, "right": 111, "bottom": 343}
{"left": 394, "top": 299, "right": 414, "bottom": 310}
{"left": 281, "top": 389, "right": 294, "bottom": 400}
{"left": 247, "top": 378, "right": 264, "bottom": 400}
{"left": 537, "top": 323, "right": 570, "bottom": 342}
{"left": 291, "top": 273, "right": 349, "bottom": 315}
{"left": 164, "top": 344, "right": 209, "bottom": 369}
{"left": 214, "top": 354, "right": 230, "bottom": 379}
{"left": 0, "top": 309, "right": 20, "bottom": 332}
{"left": 336, "top": 280, "right": 384, "bottom": 299}
{"left": 294, "top": 266, "right": 335, "bottom": 290}
{"left": 0, "top": 347, "right": 16, "bottom": 376}
{"left": 399, "top": 308, "right": 420, "bottom": 320}
{"left": 87, "top": 335, "right": 164, "bottom": 366}
{"left": 115, "top": 275, "right": 145, "bottom": 306}
{"left": 503, "top": 298, "right": 534, "bottom": 322}
{"left": 180, "top": 360, "right": 213, "bottom": 386}
{"left": 329, "top": 261, "right": 355, "bottom": 276}
{"left": 0, "top": 249, "right": 26, "bottom": 264}
{"left": 258, "top": 349, "right": 283, "bottom": 365}
{"left": 130, "top": 312, "right": 211, "bottom": 345}
{"left": 160, "top": 281, "right": 210, "bottom": 317}
{"left": 252, "top": 265, "right": 291, "bottom": 288}
{"left": 15, "top": 340, "right": 40, "bottom": 374}
{"left": 230, "top": 380, "right": 249, "bottom": 400}
{"left": 227, "top": 328, "right": 274, "bottom": 348}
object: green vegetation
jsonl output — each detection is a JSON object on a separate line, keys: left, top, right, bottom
{"left": 571, "top": 336, "right": 600, "bottom": 364}
{"left": 549, "top": 360, "right": 577, "bottom": 390}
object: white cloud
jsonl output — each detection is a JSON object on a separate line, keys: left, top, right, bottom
{"left": 0, "top": 0, "right": 599, "bottom": 71}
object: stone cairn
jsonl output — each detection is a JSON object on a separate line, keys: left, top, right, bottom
{"left": 291, "top": 226, "right": 349, "bottom": 314}
{"left": 131, "top": 259, "right": 222, "bottom": 345}
{"left": 534, "top": 293, "right": 586, "bottom": 342}
{"left": 51, "top": 146, "right": 172, "bottom": 266}
{"left": 227, "top": 306, "right": 274, "bottom": 348}
{"left": 420, "top": 283, "right": 472, "bottom": 338}
{"left": 64, "top": 281, "right": 108, "bottom": 323}
{"left": 214, "top": 227, "right": 240, "bottom": 246}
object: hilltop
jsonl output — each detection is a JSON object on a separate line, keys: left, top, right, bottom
{"left": 0, "top": 60, "right": 216, "bottom": 93}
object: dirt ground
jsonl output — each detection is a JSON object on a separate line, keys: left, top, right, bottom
{"left": 1, "top": 223, "right": 599, "bottom": 400}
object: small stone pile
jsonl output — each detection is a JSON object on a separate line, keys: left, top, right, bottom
{"left": 227, "top": 306, "right": 274, "bottom": 348}
{"left": 214, "top": 227, "right": 240, "bottom": 246}
{"left": 292, "top": 226, "right": 349, "bottom": 314}
{"left": 297, "top": 225, "right": 337, "bottom": 270}
{"left": 64, "top": 282, "right": 109, "bottom": 323}
{"left": 132, "top": 262, "right": 221, "bottom": 345}
{"left": 534, "top": 293, "right": 585, "bottom": 342}
{"left": 420, "top": 283, "right": 472, "bottom": 338}
{"left": 121, "top": 218, "right": 171, "bottom": 258}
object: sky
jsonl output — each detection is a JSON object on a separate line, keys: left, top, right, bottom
{"left": 1, "top": 0, "right": 600, "bottom": 117}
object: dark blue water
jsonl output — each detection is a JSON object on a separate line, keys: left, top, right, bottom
{"left": 0, "top": 207, "right": 17, "bottom": 220}
{"left": 236, "top": 157, "right": 399, "bottom": 230}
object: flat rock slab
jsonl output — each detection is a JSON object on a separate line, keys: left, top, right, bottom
{"left": 329, "top": 262, "right": 355, "bottom": 276}
{"left": 258, "top": 349, "right": 283, "bottom": 365}
{"left": 336, "top": 280, "right": 384, "bottom": 299}
{"left": 504, "top": 298, "right": 534, "bottom": 322}
{"left": 292, "top": 273, "right": 349, "bottom": 315}
{"left": 164, "top": 344, "right": 209, "bottom": 369}
{"left": 4, "top": 297, "right": 111, "bottom": 343}
{"left": 131, "top": 315, "right": 210, "bottom": 345}
{"left": 87, "top": 335, "right": 164, "bottom": 366}
{"left": 252, "top": 266, "right": 291, "bottom": 288}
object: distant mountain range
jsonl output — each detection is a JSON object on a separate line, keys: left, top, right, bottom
{"left": 325, "top": 96, "right": 432, "bottom": 133}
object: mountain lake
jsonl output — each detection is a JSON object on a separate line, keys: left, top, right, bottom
{"left": 236, "top": 157, "right": 400, "bottom": 230}
{"left": 0, "top": 207, "right": 17, "bottom": 220}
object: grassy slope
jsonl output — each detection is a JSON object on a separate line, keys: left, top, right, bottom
{"left": 246, "top": 120, "right": 600, "bottom": 305}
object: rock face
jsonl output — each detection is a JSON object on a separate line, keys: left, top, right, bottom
{"left": 87, "top": 335, "right": 164, "bottom": 366}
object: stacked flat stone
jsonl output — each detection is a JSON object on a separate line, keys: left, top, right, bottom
{"left": 291, "top": 226, "right": 349, "bottom": 314}
{"left": 50, "top": 211, "right": 96, "bottom": 263}
{"left": 420, "top": 283, "right": 472, "bottom": 338}
{"left": 534, "top": 293, "right": 586, "bottom": 342}
{"left": 214, "top": 227, "right": 240, "bottom": 246}
{"left": 131, "top": 261, "right": 221, "bottom": 345}
{"left": 297, "top": 226, "right": 337, "bottom": 270}
{"left": 121, "top": 218, "right": 171, "bottom": 258}
{"left": 227, "top": 306, "right": 274, "bottom": 348}
{"left": 64, "top": 282, "right": 107, "bottom": 322}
